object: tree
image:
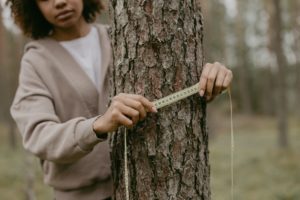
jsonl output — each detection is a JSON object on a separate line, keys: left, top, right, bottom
{"left": 200, "top": 0, "right": 227, "bottom": 63}
{"left": 234, "top": 1, "right": 253, "bottom": 115}
{"left": 0, "top": 5, "right": 23, "bottom": 148}
{"left": 0, "top": 4, "right": 5, "bottom": 121}
{"left": 288, "top": 1, "right": 300, "bottom": 117}
{"left": 5, "top": 32, "right": 23, "bottom": 149}
{"left": 265, "top": 0, "right": 289, "bottom": 148}
{"left": 0, "top": 5, "right": 3, "bottom": 55}
{"left": 109, "top": 1, "right": 209, "bottom": 199}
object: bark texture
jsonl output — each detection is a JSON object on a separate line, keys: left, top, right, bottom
{"left": 109, "top": 1, "right": 209, "bottom": 199}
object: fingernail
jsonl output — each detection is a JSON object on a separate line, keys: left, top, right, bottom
{"left": 200, "top": 90, "right": 204, "bottom": 97}
{"left": 152, "top": 106, "right": 158, "bottom": 113}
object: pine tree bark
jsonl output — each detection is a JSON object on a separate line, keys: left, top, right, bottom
{"left": 109, "top": 1, "right": 209, "bottom": 199}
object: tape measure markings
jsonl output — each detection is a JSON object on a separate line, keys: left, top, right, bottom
{"left": 153, "top": 83, "right": 200, "bottom": 109}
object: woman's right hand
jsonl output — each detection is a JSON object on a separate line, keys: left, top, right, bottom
{"left": 93, "top": 93, "right": 157, "bottom": 134}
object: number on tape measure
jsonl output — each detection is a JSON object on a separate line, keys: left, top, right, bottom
{"left": 153, "top": 83, "right": 200, "bottom": 109}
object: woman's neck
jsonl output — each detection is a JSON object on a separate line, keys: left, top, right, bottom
{"left": 52, "top": 18, "right": 91, "bottom": 41}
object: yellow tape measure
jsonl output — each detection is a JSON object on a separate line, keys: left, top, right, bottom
{"left": 153, "top": 83, "right": 200, "bottom": 109}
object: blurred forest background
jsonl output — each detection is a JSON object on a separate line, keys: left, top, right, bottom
{"left": 0, "top": 0, "right": 299, "bottom": 199}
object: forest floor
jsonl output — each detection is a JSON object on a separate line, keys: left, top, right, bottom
{"left": 0, "top": 115, "right": 299, "bottom": 200}
{"left": 210, "top": 115, "right": 300, "bottom": 200}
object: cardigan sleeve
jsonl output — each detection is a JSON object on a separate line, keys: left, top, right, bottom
{"left": 11, "top": 60, "right": 104, "bottom": 164}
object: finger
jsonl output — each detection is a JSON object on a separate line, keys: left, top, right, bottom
{"left": 205, "top": 64, "right": 220, "bottom": 98}
{"left": 199, "top": 63, "right": 213, "bottom": 96}
{"left": 212, "top": 67, "right": 227, "bottom": 96}
{"left": 114, "top": 93, "right": 157, "bottom": 113}
{"left": 125, "top": 94, "right": 157, "bottom": 113}
{"left": 222, "top": 70, "right": 233, "bottom": 90}
{"left": 118, "top": 103, "right": 140, "bottom": 125}
{"left": 123, "top": 98, "right": 147, "bottom": 120}
{"left": 117, "top": 114, "right": 134, "bottom": 129}
{"left": 110, "top": 107, "right": 133, "bottom": 128}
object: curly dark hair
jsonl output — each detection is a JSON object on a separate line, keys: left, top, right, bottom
{"left": 6, "top": 0, "right": 105, "bottom": 39}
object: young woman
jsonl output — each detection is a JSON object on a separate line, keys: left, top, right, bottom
{"left": 8, "top": 0, "right": 233, "bottom": 199}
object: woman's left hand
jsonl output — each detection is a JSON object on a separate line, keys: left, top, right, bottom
{"left": 199, "top": 62, "right": 233, "bottom": 102}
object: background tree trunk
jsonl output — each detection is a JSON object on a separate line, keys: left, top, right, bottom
{"left": 235, "top": 1, "right": 253, "bottom": 115}
{"left": 289, "top": 1, "right": 300, "bottom": 117}
{"left": 109, "top": 1, "right": 209, "bottom": 199}
{"left": 0, "top": 28, "right": 23, "bottom": 149}
{"left": 0, "top": 6, "right": 18, "bottom": 149}
{"left": 6, "top": 33, "right": 23, "bottom": 149}
{"left": 266, "top": 0, "right": 289, "bottom": 148}
{"left": 24, "top": 154, "right": 36, "bottom": 200}
{"left": 200, "top": 0, "right": 226, "bottom": 63}
{"left": 0, "top": 5, "right": 5, "bottom": 121}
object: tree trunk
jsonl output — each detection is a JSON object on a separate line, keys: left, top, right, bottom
{"left": 109, "top": 1, "right": 209, "bottom": 199}
{"left": 235, "top": 1, "right": 253, "bottom": 115}
{"left": 0, "top": 6, "right": 3, "bottom": 58}
{"left": 296, "top": 65, "right": 300, "bottom": 117}
{"left": 296, "top": 10, "right": 300, "bottom": 118}
{"left": 24, "top": 154, "right": 36, "bottom": 200}
{"left": 9, "top": 119, "right": 17, "bottom": 149}
{"left": 200, "top": 0, "right": 226, "bottom": 63}
{"left": 266, "top": 0, "right": 289, "bottom": 148}
{"left": 0, "top": 5, "right": 4, "bottom": 121}
{"left": 2, "top": 28, "right": 23, "bottom": 149}
{"left": 289, "top": 1, "right": 300, "bottom": 117}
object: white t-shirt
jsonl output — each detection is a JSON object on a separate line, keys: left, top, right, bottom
{"left": 60, "top": 27, "right": 102, "bottom": 91}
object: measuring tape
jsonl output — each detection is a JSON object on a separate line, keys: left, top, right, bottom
{"left": 153, "top": 83, "right": 200, "bottom": 109}
{"left": 123, "top": 83, "right": 234, "bottom": 200}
